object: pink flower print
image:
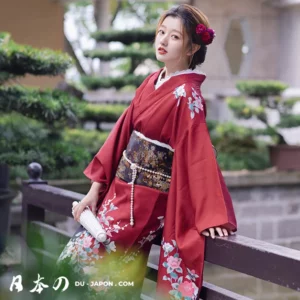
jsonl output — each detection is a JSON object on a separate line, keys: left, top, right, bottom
{"left": 167, "top": 256, "right": 182, "bottom": 270}
{"left": 93, "top": 247, "right": 99, "bottom": 254}
{"left": 83, "top": 236, "right": 93, "bottom": 248}
{"left": 178, "top": 281, "right": 195, "bottom": 298}
{"left": 187, "top": 268, "right": 199, "bottom": 281}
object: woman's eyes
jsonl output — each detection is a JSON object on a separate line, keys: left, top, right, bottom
{"left": 158, "top": 30, "right": 179, "bottom": 39}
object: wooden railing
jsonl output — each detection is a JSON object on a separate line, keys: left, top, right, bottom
{"left": 21, "top": 164, "right": 300, "bottom": 300}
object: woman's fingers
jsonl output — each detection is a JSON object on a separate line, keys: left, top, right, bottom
{"left": 222, "top": 228, "right": 228, "bottom": 236}
{"left": 215, "top": 227, "right": 223, "bottom": 237}
{"left": 202, "top": 228, "right": 236, "bottom": 238}
{"left": 73, "top": 203, "right": 86, "bottom": 221}
{"left": 209, "top": 228, "right": 215, "bottom": 239}
{"left": 201, "top": 230, "right": 210, "bottom": 236}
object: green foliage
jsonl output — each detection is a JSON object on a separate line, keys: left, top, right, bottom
{"left": 80, "top": 103, "right": 128, "bottom": 123}
{"left": 0, "top": 32, "right": 10, "bottom": 42}
{"left": 0, "top": 33, "right": 73, "bottom": 77}
{"left": 0, "top": 72, "right": 16, "bottom": 84}
{"left": 83, "top": 47, "right": 156, "bottom": 61}
{"left": 281, "top": 97, "right": 300, "bottom": 113}
{"left": 226, "top": 97, "right": 267, "bottom": 122}
{"left": 0, "top": 113, "right": 91, "bottom": 179}
{"left": 278, "top": 114, "right": 300, "bottom": 128}
{"left": 211, "top": 122, "right": 258, "bottom": 153}
{"left": 81, "top": 74, "right": 148, "bottom": 90}
{"left": 209, "top": 121, "right": 271, "bottom": 170}
{"left": 206, "top": 119, "right": 218, "bottom": 132}
{"left": 117, "top": 1, "right": 171, "bottom": 26}
{"left": 227, "top": 80, "right": 300, "bottom": 146}
{"left": 236, "top": 80, "right": 288, "bottom": 97}
{"left": 63, "top": 129, "right": 109, "bottom": 155}
{"left": 91, "top": 27, "right": 156, "bottom": 45}
{"left": 217, "top": 149, "right": 270, "bottom": 171}
{"left": 0, "top": 32, "right": 96, "bottom": 180}
{"left": 0, "top": 86, "right": 83, "bottom": 124}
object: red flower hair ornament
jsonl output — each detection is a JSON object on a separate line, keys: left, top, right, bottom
{"left": 195, "top": 24, "right": 216, "bottom": 45}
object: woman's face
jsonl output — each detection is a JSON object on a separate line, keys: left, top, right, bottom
{"left": 155, "top": 16, "right": 190, "bottom": 68}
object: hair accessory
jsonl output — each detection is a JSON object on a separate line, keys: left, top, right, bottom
{"left": 195, "top": 24, "right": 216, "bottom": 45}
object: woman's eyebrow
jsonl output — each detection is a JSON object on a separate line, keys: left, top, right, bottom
{"left": 160, "top": 24, "right": 182, "bottom": 35}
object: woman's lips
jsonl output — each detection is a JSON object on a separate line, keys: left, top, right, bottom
{"left": 158, "top": 48, "right": 167, "bottom": 54}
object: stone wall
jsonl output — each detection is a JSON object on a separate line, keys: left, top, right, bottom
{"left": 203, "top": 169, "right": 300, "bottom": 300}
{"left": 224, "top": 169, "right": 300, "bottom": 250}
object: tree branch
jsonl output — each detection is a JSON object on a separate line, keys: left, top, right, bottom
{"left": 64, "top": 33, "right": 87, "bottom": 75}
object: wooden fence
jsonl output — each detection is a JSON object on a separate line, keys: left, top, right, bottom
{"left": 21, "top": 165, "right": 300, "bottom": 300}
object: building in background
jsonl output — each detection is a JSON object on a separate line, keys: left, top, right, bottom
{"left": 0, "top": 0, "right": 299, "bottom": 94}
{"left": 192, "top": 0, "right": 300, "bottom": 95}
{"left": 0, "top": 0, "right": 65, "bottom": 88}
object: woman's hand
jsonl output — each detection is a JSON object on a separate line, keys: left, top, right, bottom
{"left": 201, "top": 227, "right": 235, "bottom": 239}
{"left": 73, "top": 182, "right": 103, "bottom": 221}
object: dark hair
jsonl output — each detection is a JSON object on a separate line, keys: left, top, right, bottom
{"left": 155, "top": 4, "right": 210, "bottom": 69}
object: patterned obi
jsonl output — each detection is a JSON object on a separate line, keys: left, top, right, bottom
{"left": 116, "top": 130, "right": 174, "bottom": 226}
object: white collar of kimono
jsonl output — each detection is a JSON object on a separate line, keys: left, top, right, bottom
{"left": 155, "top": 67, "right": 206, "bottom": 90}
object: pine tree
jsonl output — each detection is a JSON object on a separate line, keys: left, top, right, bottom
{"left": 0, "top": 32, "right": 90, "bottom": 179}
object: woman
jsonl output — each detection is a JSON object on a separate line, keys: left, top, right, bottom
{"left": 57, "top": 4, "right": 237, "bottom": 300}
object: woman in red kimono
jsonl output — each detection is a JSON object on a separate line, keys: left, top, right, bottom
{"left": 57, "top": 4, "right": 237, "bottom": 300}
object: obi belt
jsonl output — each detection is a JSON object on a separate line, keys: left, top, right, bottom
{"left": 116, "top": 130, "right": 174, "bottom": 226}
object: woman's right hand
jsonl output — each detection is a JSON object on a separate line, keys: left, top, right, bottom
{"left": 73, "top": 188, "right": 100, "bottom": 222}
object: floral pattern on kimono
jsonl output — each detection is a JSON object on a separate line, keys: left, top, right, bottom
{"left": 161, "top": 238, "right": 200, "bottom": 300}
{"left": 57, "top": 192, "right": 128, "bottom": 283}
{"left": 173, "top": 84, "right": 204, "bottom": 120}
{"left": 120, "top": 215, "right": 164, "bottom": 264}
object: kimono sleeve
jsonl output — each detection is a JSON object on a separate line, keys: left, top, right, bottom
{"left": 83, "top": 101, "right": 135, "bottom": 195}
{"left": 83, "top": 73, "right": 154, "bottom": 191}
{"left": 172, "top": 87, "right": 237, "bottom": 234}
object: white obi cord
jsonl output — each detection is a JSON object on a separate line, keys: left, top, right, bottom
{"left": 123, "top": 130, "right": 173, "bottom": 226}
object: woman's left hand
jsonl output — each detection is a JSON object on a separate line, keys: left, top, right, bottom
{"left": 201, "top": 227, "right": 235, "bottom": 239}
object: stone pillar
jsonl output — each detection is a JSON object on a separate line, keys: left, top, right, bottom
{"left": 278, "top": 5, "right": 300, "bottom": 88}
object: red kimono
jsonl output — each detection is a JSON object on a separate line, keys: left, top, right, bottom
{"left": 59, "top": 68, "right": 237, "bottom": 300}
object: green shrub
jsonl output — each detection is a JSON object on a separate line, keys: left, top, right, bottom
{"left": 209, "top": 122, "right": 271, "bottom": 170}
{"left": 84, "top": 47, "right": 156, "bottom": 61}
{"left": 0, "top": 32, "right": 73, "bottom": 76}
{"left": 236, "top": 80, "right": 288, "bottom": 97}
{"left": 217, "top": 148, "right": 270, "bottom": 171}
{"left": 81, "top": 74, "right": 148, "bottom": 90}
{"left": 80, "top": 103, "right": 128, "bottom": 123}
{"left": 278, "top": 114, "right": 300, "bottom": 128}
{"left": 63, "top": 129, "right": 110, "bottom": 155}
{"left": 211, "top": 122, "right": 257, "bottom": 153}
{"left": 0, "top": 113, "right": 91, "bottom": 179}
{"left": 91, "top": 27, "right": 156, "bottom": 44}
{"left": 227, "top": 80, "right": 300, "bottom": 145}
{"left": 0, "top": 86, "right": 82, "bottom": 124}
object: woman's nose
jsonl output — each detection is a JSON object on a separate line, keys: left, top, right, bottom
{"left": 160, "top": 35, "right": 168, "bottom": 46}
